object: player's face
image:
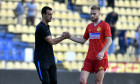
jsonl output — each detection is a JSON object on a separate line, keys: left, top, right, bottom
{"left": 90, "top": 9, "right": 100, "bottom": 22}
{"left": 43, "top": 10, "right": 53, "bottom": 22}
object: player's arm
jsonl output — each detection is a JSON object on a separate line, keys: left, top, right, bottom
{"left": 101, "top": 37, "right": 112, "bottom": 53}
{"left": 97, "top": 37, "right": 112, "bottom": 60}
{"left": 44, "top": 36, "right": 65, "bottom": 45}
{"left": 69, "top": 36, "right": 87, "bottom": 44}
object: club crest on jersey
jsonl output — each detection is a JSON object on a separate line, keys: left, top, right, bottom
{"left": 89, "top": 33, "right": 100, "bottom": 39}
{"left": 99, "top": 66, "right": 104, "bottom": 70}
{"left": 97, "top": 27, "right": 101, "bottom": 31}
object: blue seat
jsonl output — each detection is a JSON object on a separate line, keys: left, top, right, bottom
{"left": 0, "top": 39, "right": 5, "bottom": 60}
{"left": 6, "top": 33, "right": 14, "bottom": 41}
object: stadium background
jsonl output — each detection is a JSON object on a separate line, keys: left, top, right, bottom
{"left": 0, "top": 0, "right": 140, "bottom": 84}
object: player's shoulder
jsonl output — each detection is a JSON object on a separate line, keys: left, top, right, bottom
{"left": 87, "top": 22, "right": 93, "bottom": 27}
{"left": 101, "top": 21, "right": 109, "bottom": 25}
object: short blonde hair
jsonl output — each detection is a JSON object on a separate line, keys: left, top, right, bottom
{"left": 91, "top": 5, "right": 100, "bottom": 11}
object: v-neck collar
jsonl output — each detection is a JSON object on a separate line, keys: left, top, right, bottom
{"left": 93, "top": 20, "right": 102, "bottom": 26}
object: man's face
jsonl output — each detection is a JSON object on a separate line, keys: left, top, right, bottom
{"left": 90, "top": 9, "right": 100, "bottom": 22}
{"left": 43, "top": 10, "right": 53, "bottom": 22}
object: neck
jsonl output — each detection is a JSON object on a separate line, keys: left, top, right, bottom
{"left": 42, "top": 19, "right": 48, "bottom": 25}
{"left": 94, "top": 19, "right": 100, "bottom": 24}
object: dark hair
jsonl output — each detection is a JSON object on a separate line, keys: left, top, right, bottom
{"left": 91, "top": 5, "right": 100, "bottom": 11}
{"left": 41, "top": 6, "right": 52, "bottom": 15}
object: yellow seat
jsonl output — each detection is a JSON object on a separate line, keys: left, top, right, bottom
{"left": 130, "top": 30, "right": 135, "bottom": 38}
{"left": 68, "top": 28, "right": 75, "bottom": 35}
{"left": 68, "top": 20, "right": 75, "bottom": 27}
{"left": 61, "top": 19, "right": 68, "bottom": 27}
{"left": 0, "top": 9, "right": 7, "bottom": 17}
{"left": 29, "top": 26, "right": 35, "bottom": 34}
{"left": 28, "top": 34, "right": 35, "bottom": 43}
{"left": 0, "top": 60, "right": 5, "bottom": 69}
{"left": 81, "top": 20, "right": 87, "bottom": 28}
{"left": 128, "top": 23, "right": 135, "bottom": 30}
{"left": 75, "top": 20, "right": 81, "bottom": 27}
{"left": 76, "top": 44, "right": 83, "bottom": 52}
{"left": 67, "top": 11, "right": 74, "bottom": 19}
{"left": 122, "top": 22, "right": 128, "bottom": 30}
{"left": 71, "top": 62, "right": 78, "bottom": 71}
{"left": 7, "top": 2, "right": 16, "bottom": 9}
{"left": 54, "top": 2, "right": 60, "bottom": 11}
{"left": 69, "top": 43, "right": 76, "bottom": 51}
{"left": 56, "top": 27, "right": 62, "bottom": 34}
{"left": 7, "top": 17, "right": 15, "bottom": 24}
{"left": 125, "top": 8, "right": 132, "bottom": 15}
{"left": 22, "top": 25, "right": 29, "bottom": 33}
{"left": 120, "top": 15, "right": 127, "bottom": 22}
{"left": 61, "top": 12, "right": 68, "bottom": 19}
{"left": 134, "top": 16, "right": 140, "bottom": 23}
{"left": 131, "top": 8, "right": 138, "bottom": 16}
{"left": 124, "top": 0, "right": 130, "bottom": 7}
{"left": 21, "top": 62, "right": 29, "bottom": 69}
{"left": 109, "top": 54, "right": 116, "bottom": 62}
{"left": 55, "top": 44, "right": 63, "bottom": 51}
{"left": 15, "top": 24, "right": 22, "bottom": 33}
{"left": 131, "top": 0, "right": 137, "bottom": 7}
{"left": 54, "top": 19, "right": 61, "bottom": 26}
{"left": 82, "top": 6, "right": 89, "bottom": 13}
{"left": 21, "top": 34, "right": 29, "bottom": 42}
{"left": 119, "top": 8, "right": 126, "bottom": 15}
{"left": 118, "top": 0, "right": 124, "bottom": 7}
{"left": 101, "top": 7, "right": 107, "bottom": 14}
{"left": 137, "top": 0, "right": 140, "bottom": 8}
{"left": 82, "top": 44, "right": 88, "bottom": 52}
{"left": 8, "top": 25, "right": 15, "bottom": 33}
{"left": 107, "top": 7, "right": 113, "bottom": 13}
{"left": 28, "top": 62, "right": 36, "bottom": 70}
{"left": 63, "top": 61, "right": 71, "bottom": 71}
{"left": 60, "top": 3, "right": 67, "bottom": 11}
{"left": 1, "top": 1, "right": 7, "bottom": 9}
{"left": 127, "top": 16, "right": 134, "bottom": 23}
{"left": 117, "top": 54, "right": 124, "bottom": 62}
{"left": 7, "top": 61, "right": 15, "bottom": 69}
{"left": 15, "top": 61, "right": 22, "bottom": 69}
{"left": 54, "top": 11, "right": 61, "bottom": 19}
{"left": 77, "top": 61, "right": 83, "bottom": 71}
{"left": 62, "top": 43, "right": 69, "bottom": 52}
{"left": 76, "top": 53, "right": 84, "bottom": 61}
{"left": 114, "top": 7, "right": 120, "bottom": 14}
{"left": 56, "top": 52, "right": 64, "bottom": 60}
{"left": 74, "top": 12, "right": 80, "bottom": 19}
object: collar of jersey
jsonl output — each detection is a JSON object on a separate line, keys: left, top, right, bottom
{"left": 93, "top": 20, "right": 102, "bottom": 26}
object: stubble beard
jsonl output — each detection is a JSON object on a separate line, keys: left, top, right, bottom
{"left": 92, "top": 17, "right": 98, "bottom": 22}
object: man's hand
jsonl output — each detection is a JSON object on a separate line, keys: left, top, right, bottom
{"left": 97, "top": 51, "right": 105, "bottom": 60}
{"left": 62, "top": 32, "right": 71, "bottom": 39}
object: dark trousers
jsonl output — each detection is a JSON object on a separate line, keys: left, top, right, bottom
{"left": 35, "top": 61, "right": 57, "bottom": 84}
{"left": 26, "top": 16, "right": 35, "bottom": 26}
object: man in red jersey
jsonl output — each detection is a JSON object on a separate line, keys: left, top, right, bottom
{"left": 69, "top": 5, "right": 112, "bottom": 84}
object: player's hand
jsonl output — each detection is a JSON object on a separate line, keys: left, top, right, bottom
{"left": 62, "top": 32, "right": 71, "bottom": 39}
{"left": 97, "top": 51, "right": 104, "bottom": 60}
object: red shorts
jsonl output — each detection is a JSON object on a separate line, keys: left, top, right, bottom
{"left": 81, "top": 58, "right": 108, "bottom": 73}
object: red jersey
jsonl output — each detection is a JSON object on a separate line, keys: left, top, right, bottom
{"left": 83, "top": 20, "right": 111, "bottom": 60}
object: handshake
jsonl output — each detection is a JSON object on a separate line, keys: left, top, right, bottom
{"left": 61, "top": 32, "right": 71, "bottom": 39}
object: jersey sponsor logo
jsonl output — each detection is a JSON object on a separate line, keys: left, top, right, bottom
{"left": 97, "top": 27, "right": 101, "bottom": 31}
{"left": 99, "top": 66, "right": 104, "bottom": 70}
{"left": 89, "top": 33, "right": 100, "bottom": 39}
